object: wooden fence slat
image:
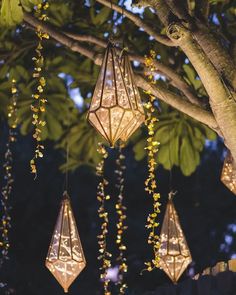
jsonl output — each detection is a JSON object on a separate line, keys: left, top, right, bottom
{"left": 151, "top": 271, "right": 236, "bottom": 294}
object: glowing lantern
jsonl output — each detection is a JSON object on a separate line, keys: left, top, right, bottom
{"left": 88, "top": 43, "right": 139, "bottom": 147}
{"left": 119, "top": 51, "right": 145, "bottom": 142}
{"left": 45, "top": 191, "right": 86, "bottom": 293}
{"left": 221, "top": 151, "right": 236, "bottom": 195}
{"left": 158, "top": 194, "right": 192, "bottom": 283}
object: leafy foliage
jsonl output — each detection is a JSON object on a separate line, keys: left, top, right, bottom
{"left": 57, "top": 114, "right": 103, "bottom": 171}
{"left": 0, "top": 0, "right": 234, "bottom": 175}
{"left": 0, "top": 0, "right": 42, "bottom": 26}
{"left": 133, "top": 105, "right": 216, "bottom": 176}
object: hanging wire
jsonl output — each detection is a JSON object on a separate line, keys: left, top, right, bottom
{"left": 63, "top": 98, "right": 71, "bottom": 194}
{"left": 121, "top": 1, "right": 125, "bottom": 49}
{"left": 109, "top": 0, "right": 115, "bottom": 40}
{"left": 64, "top": 141, "right": 69, "bottom": 193}
{"left": 168, "top": 122, "right": 173, "bottom": 192}
{"left": 167, "top": 119, "right": 178, "bottom": 198}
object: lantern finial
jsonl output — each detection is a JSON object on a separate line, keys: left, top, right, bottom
{"left": 168, "top": 190, "right": 177, "bottom": 200}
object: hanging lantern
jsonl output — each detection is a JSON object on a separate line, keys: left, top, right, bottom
{"left": 158, "top": 194, "right": 192, "bottom": 283}
{"left": 46, "top": 191, "right": 86, "bottom": 293}
{"left": 119, "top": 51, "right": 145, "bottom": 142}
{"left": 88, "top": 43, "right": 138, "bottom": 147}
{"left": 221, "top": 151, "right": 236, "bottom": 195}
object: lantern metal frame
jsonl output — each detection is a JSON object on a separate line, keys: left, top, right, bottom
{"left": 158, "top": 194, "right": 192, "bottom": 284}
{"left": 119, "top": 50, "right": 145, "bottom": 142}
{"left": 88, "top": 42, "right": 144, "bottom": 147}
{"left": 45, "top": 191, "right": 86, "bottom": 293}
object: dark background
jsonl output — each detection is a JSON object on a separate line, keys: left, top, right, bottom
{"left": 0, "top": 129, "right": 236, "bottom": 295}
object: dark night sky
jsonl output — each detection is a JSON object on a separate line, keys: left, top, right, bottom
{"left": 0, "top": 130, "right": 236, "bottom": 295}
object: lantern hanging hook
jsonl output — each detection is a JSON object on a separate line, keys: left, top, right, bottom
{"left": 168, "top": 190, "right": 177, "bottom": 200}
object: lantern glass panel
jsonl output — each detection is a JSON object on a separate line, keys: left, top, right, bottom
{"left": 88, "top": 43, "right": 145, "bottom": 146}
{"left": 88, "top": 43, "right": 136, "bottom": 146}
{"left": 158, "top": 198, "right": 192, "bottom": 283}
{"left": 46, "top": 192, "right": 86, "bottom": 293}
{"left": 119, "top": 52, "right": 145, "bottom": 142}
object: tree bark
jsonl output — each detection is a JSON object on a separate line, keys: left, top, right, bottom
{"left": 193, "top": 23, "right": 236, "bottom": 90}
{"left": 167, "top": 22, "right": 236, "bottom": 161}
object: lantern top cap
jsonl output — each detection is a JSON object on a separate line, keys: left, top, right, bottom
{"left": 168, "top": 190, "right": 177, "bottom": 201}
{"left": 62, "top": 190, "right": 70, "bottom": 200}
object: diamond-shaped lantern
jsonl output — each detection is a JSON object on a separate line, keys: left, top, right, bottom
{"left": 119, "top": 51, "right": 145, "bottom": 142}
{"left": 221, "top": 151, "right": 236, "bottom": 195}
{"left": 88, "top": 42, "right": 139, "bottom": 147}
{"left": 45, "top": 191, "right": 86, "bottom": 293}
{"left": 158, "top": 195, "right": 192, "bottom": 283}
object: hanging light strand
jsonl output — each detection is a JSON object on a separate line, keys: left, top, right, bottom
{"left": 96, "top": 143, "right": 112, "bottom": 295}
{"left": 115, "top": 145, "right": 128, "bottom": 294}
{"left": 143, "top": 50, "right": 161, "bottom": 271}
{"left": 0, "top": 79, "right": 18, "bottom": 267}
{"left": 30, "top": 1, "right": 49, "bottom": 177}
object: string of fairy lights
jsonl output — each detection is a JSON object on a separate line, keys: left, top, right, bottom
{"left": 115, "top": 146, "right": 128, "bottom": 294}
{"left": 0, "top": 79, "right": 18, "bottom": 268}
{"left": 143, "top": 50, "right": 161, "bottom": 271}
{"left": 96, "top": 143, "right": 112, "bottom": 294}
{"left": 30, "top": 1, "right": 49, "bottom": 177}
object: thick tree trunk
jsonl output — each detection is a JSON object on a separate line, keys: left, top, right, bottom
{"left": 166, "top": 23, "right": 236, "bottom": 161}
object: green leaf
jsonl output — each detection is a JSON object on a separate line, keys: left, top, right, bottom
{"left": 0, "top": 0, "right": 23, "bottom": 26}
{"left": 133, "top": 139, "right": 146, "bottom": 161}
{"left": 169, "top": 135, "right": 179, "bottom": 166}
{"left": 183, "top": 64, "right": 196, "bottom": 85}
{"left": 154, "top": 124, "right": 175, "bottom": 145}
{"left": 180, "top": 136, "right": 200, "bottom": 176}
{"left": 90, "top": 7, "right": 111, "bottom": 26}
{"left": 157, "top": 144, "right": 171, "bottom": 170}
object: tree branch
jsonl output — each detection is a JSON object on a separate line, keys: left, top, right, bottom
{"left": 66, "top": 31, "right": 203, "bottom": 106}
{"left": 137, "top": 1, "right": 236, "bottom": 91}
{"left": 26, "top": 10, "right": 201, "bottom": 107}
{"left": 23, "top": 12, "right": 102, "bottom": 65}
{"left": 95, "top": 0, "right": 174, "bottom": 46}
{"left": 195, "top": 0, "right": 210, "bottom": 21}
{"left": 136, "top": 0, "right": 175, "bottom": 26}
{"left": 132, "top": 54, "right": 203, "bottom": 106}
{"left": 165, "top": 0, "right": 192, "bottom": 22}
{"left": 64, "top": 32, "right": 107, "bottom": 48}
{"left": 135, "top": 75, "right": 218, "bottom": 130}
{"left": 166, "top": 22, "right": 236, "bottom": 161}
{"left": 193, "top": 23, "right": 236, "bottom": 90}
{"left": 23, "top": 12, "right": 217, "bottom": 131}
{"left": 166, "top": 23, "right": 231, "bottom": 105}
